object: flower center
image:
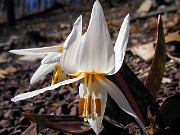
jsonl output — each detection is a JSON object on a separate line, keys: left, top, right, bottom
{"left": 79, "top": 72, "right": 106, "bottom": 119}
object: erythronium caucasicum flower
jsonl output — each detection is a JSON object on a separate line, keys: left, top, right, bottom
{"left": 11, "top": 1, "right": 148, "bottom": 134}
{"left": 10, "top": 45, "right": 64, "bottom": 85}
{"left": 9, "top": 16, "right": 82, "bottom": 85}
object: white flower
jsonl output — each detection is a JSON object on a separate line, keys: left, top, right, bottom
{"left": 9, "top": 16, "right": 82, "bottom": 85}
{"left": 11, "top": 1, "right": 147, "bottom": 134}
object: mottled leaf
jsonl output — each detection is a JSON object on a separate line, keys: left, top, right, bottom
{"left": 106, "top": 62, "right": 164, "bottom": 129}
{"left": 23, "top": 112, "right": 91, "bottom": 134}
{"left": 145, "top": 15, "right": 166, "bottom": 99}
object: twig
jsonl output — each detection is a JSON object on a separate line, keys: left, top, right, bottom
{"left": 131, "top": 6, "right": 180, "bottom": 21}
{"left": 166, "top": 52, "right": 180, "bottom": 64}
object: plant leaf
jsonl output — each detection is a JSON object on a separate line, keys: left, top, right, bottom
{"left": 105, "top": 62, "right": 164, "bottom": 129}
{"left": 23, "top": 112, "right": 91, "bottom": 134}
{"left": 145, "top": 15, "right": 166, "bottom": 99}
{"left": 159, "top": 94, "right": 180, "bottom": 128}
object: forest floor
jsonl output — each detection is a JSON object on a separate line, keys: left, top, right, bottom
{"left": 0, "top": 0, "right": 179, "bottom": 135}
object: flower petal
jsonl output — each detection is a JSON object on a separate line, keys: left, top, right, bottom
{"left": 9, "top": 44, "right": 63, "bottom": 55}
{"left": 88, "top": 84, "right": 107, "bottom": 135}
{"left": 76, "top": 0, "right": 114, "bottom": 73}
{"left": 12, "top": 74, "right": 84, "bottom": 102}
{"left": 41, "top": 52, "right": 61, "bottom": 64}
{"left": 79, "top": 82, "right": 107, "bottom": 135}
{"left": 30, "top": 63, "right": 57, "bottom": 84}
{"left": 61, "top": 15, "right": 82, "bottom": 74}
{"left": 96, "top": 75, "right": 137, "bottom": 118}
{"left": 108, "top": 14, "right": 130, "bottom": 75}
{"left": 96, "top": 75, "right": 148, "bottom": 135}
{"left": 63, "top": 15, "right": 82, "bottom": 49}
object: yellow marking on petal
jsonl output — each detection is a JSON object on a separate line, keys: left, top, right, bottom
{"left": 87, "top": 96, "right": 92, "bottom": 115}
{"left": 71, "top": 72, "right": 82, "bottom": 77}
{"left": 95, "top": 98, "right": 101, "bottom": 117}
{"left": 79, "top": 98, "right": 85, "bottom": 115}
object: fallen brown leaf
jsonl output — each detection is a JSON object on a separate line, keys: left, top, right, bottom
{"left": 165, "top": 31, "right": 180, "bottom": 43}
{"left": 162, "top": 78, "right": 171, "bottom": 84}
{"left": 21, "top": 123, "right": 37, "bottom": 135}
{"left": 128, "top": 42, "right": 155, "bottom": 61}
{"left": 0, "top": 69, "right": 8, "bottom": 75}
{"left": 136, "top": 0, "right": 152, "bottom": 14}
{"left": 5, "top": 67, "right": 17, "bottom": 73}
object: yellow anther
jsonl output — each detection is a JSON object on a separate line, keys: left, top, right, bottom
{"left": 87, "top": 96, "right": 92, "bottom": 115}
{"left": 51, "top": 65, "right": 58, "bottom": 85}
{"left": 83, "top": 99, "right": 87, "bottom": 118}
{"left": 91, "top": 99, "right": 95, "bottom": 120}
{"left": 93, "top": 76, "right": 98, "bottom": 97}
{"left": 79, "top": 98, "right": 85, "bottom": 115}
{"left": 57, "top": 67, "right": 63, "bottom": 82}
{"left": 58, "top": 46, "right": 64, "bottom": 53}
{"left": 95, "top": 98, "right": 101, "bottom": 117}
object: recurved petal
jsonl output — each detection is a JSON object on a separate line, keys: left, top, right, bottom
{"left": 11, "top": 74, "right": 84, "bottom": 102}
{"left": 30, "top": 63, "right": 57, "bottom": 84}
{"left": 41, "top": 52, "right": 61, "bottom": 64}
{"left": 79, "top": 82, "right": 107, "bottom": 135}
{"left": 9, "top": 44, "right": 63, "bottom": 55}
{"left": 96, "top": 75, "right": 148, "bottom": 135}
{"left": 109, "top": 14, "right": 130, "bottom": 75}
{"left": 88, "top": 83, "right": 107, "bottom": 135}
{"left": 96, "top": 75, "right": 137, "bottom": 118}
{"left": 61, "top": 15, "right": 82, "bottom": 74}
{"left": 76, "top": 0, "right": 114, "bottom": 73}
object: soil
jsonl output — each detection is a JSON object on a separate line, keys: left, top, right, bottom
{"left": 0, "top": 0, "right": 179, "bottom": 135}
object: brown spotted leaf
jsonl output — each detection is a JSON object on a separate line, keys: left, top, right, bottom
{"left": 105, "top": 62, "right": 164, "bottom": 130}
{"left": 23, "top": 112, "right": 91, "bottom": 134}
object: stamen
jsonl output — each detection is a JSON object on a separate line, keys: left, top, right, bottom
{"left": 83, "top": 73, "right": 87, "bottom": 97}
{"left": 95, "top": 98, "right": 101, "bottom": 116}
{"left": 83, "top": 99, "right": 87, "bottom": 118}
{"left": 91, "top": 99, "right": 95, "bottom": 120}
{"left": 72, "top": 82, "right": 76, "bottom": 88}
{"left": 53, "top": 70, "right": 59, "bottom": 85}
{"left": 87, "top": 96, "right": 92, "bottom": 115}
{"left": 51, "top": 65, "right": 58, "bottom": 85}
{"left": 57, "top": 67, "right": 63, "bottom": 82}
{"left": 79, "top": 98, "right": 85, "bottom": 115}
{"left": 93, "top": 76, "right": 99, "bottom": 97}
{"left": 58, "top": 47, "right": 64, "bottom": 53}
